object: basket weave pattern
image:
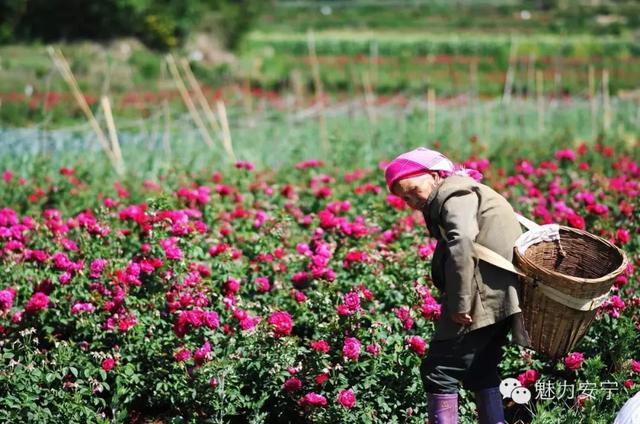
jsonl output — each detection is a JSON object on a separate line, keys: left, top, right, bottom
{"left": 514, "top": 226, "right": 628, "bottom": 359}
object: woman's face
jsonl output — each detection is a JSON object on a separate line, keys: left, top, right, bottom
{"left": 392, "top": 172, "right": 440, "bottom": 210}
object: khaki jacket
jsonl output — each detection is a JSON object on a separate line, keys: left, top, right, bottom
{"left": 421, "top": 174, "right": 529, "bottom": 344}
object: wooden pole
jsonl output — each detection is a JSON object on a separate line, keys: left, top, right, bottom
{"left": 216, "top": 100, "right": 237, "bottom": 163}
{"left": 307, "top": 30, "right": 328, "bottom": 152}
{"left": 290, "top": 69, "right": 304, "bottom": 110}
{"left": 536, "top": 70, "right": 544, "bottom": 132}
{"left": 362, "top": 71, "right": 377, "bottom": 124}
{"left": 470, "top": 60, "right": 479, "bottom": 134}
{"left": 427, "top": 88, "right": 436, "bottom": 133}
{"left": 370, "top": 41, "right": 379, "bottom": 89}
{"left": 602, "top": 69, "right": 611, "bottom": 132}
{"left": 47, "top": 47, "right": 120, "bottom": 174}
{"left": 162, "top": 99, "right": 172, "bottom": 157}
{"left": 589, "top": 65, "right": 597, "bottom": 135}
{"left": 502, "top": 37, "right": 517, "bottom": 104}
{"left": 527, "top": 53, "right": 536, "bottom": 98}
{"left": 101, "top": 96, "right": 125, "bottom": 174}
{"left": 179, "top": 58, "right": 222, "bottom": 133}
{"left": 165, "top": 54, "right": 215, "bottom": 149}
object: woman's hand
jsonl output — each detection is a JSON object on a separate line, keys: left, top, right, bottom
{"left": 451, "top": 312, "right": 473, "bottom": 326}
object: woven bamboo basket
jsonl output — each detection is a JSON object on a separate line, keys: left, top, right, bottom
{"left": 513, "top": 225, "right": 628, "bottom": 359}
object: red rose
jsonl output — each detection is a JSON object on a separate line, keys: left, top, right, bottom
{"left": 406, "top": 335, "right": 427, "bottom": 356}
{"left": 283, "top": 377, "right": 302, "bottom": 392}
{"left": 517, "top": 369, "right": 539, "bottom": 388}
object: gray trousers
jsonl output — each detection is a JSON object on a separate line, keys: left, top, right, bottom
{"left": 419, "top": 315, "right": 512, "bottom": 394}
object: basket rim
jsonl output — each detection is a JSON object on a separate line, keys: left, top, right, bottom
{"left": 513, "top": 224, "right": 629, "bottom": 284}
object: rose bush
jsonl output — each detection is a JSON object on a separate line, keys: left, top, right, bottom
{"left": 0, "top": 141, "right": 637, "bottom": 423}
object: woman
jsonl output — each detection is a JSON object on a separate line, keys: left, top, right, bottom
{"left": 384, "top": 147, "right": 530, "bottom": 424}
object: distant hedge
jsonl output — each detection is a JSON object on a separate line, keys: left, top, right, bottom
{"left": 0, "top": 0, "right": 263, "bottom": 50}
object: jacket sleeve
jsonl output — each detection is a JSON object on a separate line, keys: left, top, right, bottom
{"left": 439, "top": 190, "right": 480, "bottom": 314}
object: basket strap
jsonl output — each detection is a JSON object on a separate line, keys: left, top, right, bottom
{"left": 514, "top": 212, "right": 541, "bottom": 231}
{"left": 438, "top": 224, "right": 527, "bottom": 276}
{"left": 472, "top": 242, "right": 527, "bottom": 277}
{"left": 530, "top": 279, "right": 611, "bottom": 311}
{"left": 438, "top": 224, "right": 609, "bottom": 311}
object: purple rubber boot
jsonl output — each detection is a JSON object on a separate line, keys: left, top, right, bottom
{"left": 474, "top": 387, "right": 505, "bottom": 424}
{"left": 427, "top": 392, "right": 458, "bottom": 424}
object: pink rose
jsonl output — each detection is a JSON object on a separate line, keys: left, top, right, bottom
{"left": 366, "top": 342, "right": 381, "bottom": 356}
{"left": 564, "top": 352, "right": 585, "bottom": 371}
{"left": 203, "top": 311, "right": 220, "bottom": 329}
{"left": 268, "top": 311, "right": 293, "bottom": 338}
{"left": 342, "top": 337, "right": 361, "bottom": 361}
{"left": 90, "top": 258, "right": 107, "bottom": 278}
{"left": 174, "top": 348, "right": 191, "bottom": 362}
{"left": 255, "top": 276, "right": 270, "bottom": 293}
{"left": 0, "top": 288, "right": 16, "bottom": 311}
{"left": 631, "top": 359, "right": 640, "bottom": 374}
{"left": 239, "top": 316, "right": 261, "bottom": 331}
{"left": 298, "top": 392, "right": 327, "bottom": 407}
{"left": 283, "top": 377, "right": 303, "bottom": 392}
{"left": 343, "top": 292, "right": 361, "bottom": 312}
{"left": 574, "top": 393, "right": 589, "bottom": 410}
{"left": 194, "top": 341, "right": 212, "bottom": 367}
{"left": 337, "top": 388, "right": 356, "bottom": 409}
{"left": 25, "top": 292, "right": 49, "bottom": 313}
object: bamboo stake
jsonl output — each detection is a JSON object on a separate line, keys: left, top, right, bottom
{"left": 589, "top": 65, "right": 597, "bottom": 136}
{"left": 101, "top": 96, "right": 125, "bottom": 174}
{"left": 470, "top": 60, "right": 479, "bottom": 134}
{"left": 242, "top": 57, "right": 261, "bottom": 117}
{"left": 179, "top": 58, "right": 222, "bottom": 133}
{"left": 370, "top": 41, "right": 379, "bottom": 89}
{"left": 427, "top": 88, "right": 436, "bottom": 133}
{"left": 47, "top": 47, "right": 120, "bottom": 173}
{"left": 602, "top": 69, "right": 611, "bottom": 132}
{"left": 165, "top": 54, "right": 214, "bottom": 149}
{"left": 502, "top": 37, "right": 517, "bottom": 104}
{"left": 179, "top": 57, "right": 236, "bottom": 162}
{"left": 362, "top": 72, "right": 377, "bottom": 124}
{"left": 162, "top": 99, "right": 172, "bottom": 157}
{"left": 307, "top": 30, "right": 328, "bottom": 151}
{"left": 470, "top": 60, "right": 479, "bottom": 99}
{"left": 290, "top": 69, "right": 304, "bottom": 110}
{"left": 527, "top": 53, "right": 536, "bottom": 98}
{"left": 536, "top": 70, "right": 544, "bottom": 132}
{"left": 216, "top": 100, "right": 237, "bottom": 163}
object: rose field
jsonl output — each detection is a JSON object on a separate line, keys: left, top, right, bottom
{"left": 0, "top": 130, "right": 638, "bottom": 423}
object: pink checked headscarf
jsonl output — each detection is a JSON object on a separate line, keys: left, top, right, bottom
{"left": 384, "top": 147, "right": 482, "bottom": 193}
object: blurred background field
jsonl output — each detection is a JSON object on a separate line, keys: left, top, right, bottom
{"left": 1, "top": 1, "right": 639, "bottom": 177}
{"left": 1, "top": 2, "right": 640, "bottom": 122}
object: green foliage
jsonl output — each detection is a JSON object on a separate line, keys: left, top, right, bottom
{"left": 0, "top": 0, "right": 263, "bottom": 50}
